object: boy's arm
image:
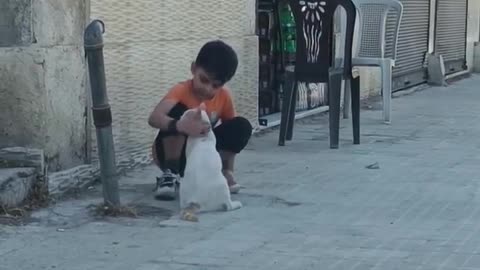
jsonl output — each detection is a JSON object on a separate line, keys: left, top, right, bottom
{"left": 148, "top": 85, "right": 210, "bottom": 136}
{"left": 148, "top": 84, "right": 184, "bottom": 130}
{"left": 220, "top": 89, "right": 236, "bottom": 121}
{"left": 148, "top": 98, "right": 178, "bottom": 130}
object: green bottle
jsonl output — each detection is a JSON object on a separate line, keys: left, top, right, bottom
{"left": 279, "top": 2, "right": 296, "bottom": 58}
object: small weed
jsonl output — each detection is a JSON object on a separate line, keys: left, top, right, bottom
{"left": 0, "top": 176, "right": 49, "bottom": 226}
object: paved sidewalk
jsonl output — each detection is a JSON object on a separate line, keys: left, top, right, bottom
{"left": 2, "top": 75, "right": 480, "bottom": 270}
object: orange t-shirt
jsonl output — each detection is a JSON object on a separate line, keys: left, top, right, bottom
{"left": 163, "top": 80, "right": 236, "bottom": 124}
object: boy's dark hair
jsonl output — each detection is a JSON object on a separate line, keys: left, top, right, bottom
{"left": 195, "top": 40, "right": 238, "bottom": 85}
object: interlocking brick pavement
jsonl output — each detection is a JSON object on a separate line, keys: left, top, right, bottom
{"left": 1, "top": 75, "right": 480, "bottom": 270}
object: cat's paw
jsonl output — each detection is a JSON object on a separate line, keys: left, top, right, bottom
{"left": 232, "top": 201, "right": 243, "bottom": 210}
{"left": 228, "top": 201, "right": 242, "bottom": 211}
{"left": 180, "top": 211, "right": 199, "bottom": 222}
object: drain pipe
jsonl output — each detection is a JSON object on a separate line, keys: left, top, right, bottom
{"left": 84, "top": 20, "right": 120, "bottom": 207}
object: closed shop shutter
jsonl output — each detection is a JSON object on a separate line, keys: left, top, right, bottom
{"left": 390, "top": 0, "right": 431, "bottom": 91}
{"left": 435, "top": 0, "right": 468, "bottom": 75}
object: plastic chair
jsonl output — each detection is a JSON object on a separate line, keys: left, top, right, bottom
{"left": 278, "top": 0, "right": 359, "bottom": 149}
{"left": 343, "top": 0, "right": 403, "bottom": 123}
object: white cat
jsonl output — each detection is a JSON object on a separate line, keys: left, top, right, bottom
{"left": 179, "top": 105, "right": 242, "bottom": 222}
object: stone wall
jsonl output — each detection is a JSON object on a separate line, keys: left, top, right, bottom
{"left": 0, "top": 0, "right": 88, "bottom": 171}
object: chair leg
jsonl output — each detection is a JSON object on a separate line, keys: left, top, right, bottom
{"left": 381, "top": 61, "right": 393, "bottom": 124}
{"left": 328, "top": 69, "right": 343, "bottom": 149}
{"left": 286, "top": 82, "right": 298, "bottom": 141}
{"left": 278, "top": 72, "right": 295, "bottom": 146}
{"left": 351, "top": 76, "right": 360, "bottom": 145}
{"left": 343, "top": 79, "right": 351, "bottom": 119}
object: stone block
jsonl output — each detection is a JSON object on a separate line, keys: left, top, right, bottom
{"left": 0, "top": 0, "right": 32, "bottom": 47}
{"left": 32, "top": 0, "right": 88, "bottom": 46}
{"left": 0, "top": 0, "right": 88, "bottom": 172}
{"left": 0, "top": 47, "right": 47, "bottom": 149}
{"left": 0, "top": 147, "right": 45, "bottom": 175}
{"left": 427, "top": 53, "right": 447, "bottom": 86}
{"left": 48, "top": 165, "right": 99, "bottom": 196}
{"left": 0, "top": 167, "right": 36, "bottom": 207}
{"left": 0, "top": 45, "right": 87, "bottom": 171}
{"left": 42, "top": 46, "right": 87, "bottom": 171}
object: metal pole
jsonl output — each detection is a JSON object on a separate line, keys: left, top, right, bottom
{"left": 84, "top": 20, "right": 120, "bottom": 207}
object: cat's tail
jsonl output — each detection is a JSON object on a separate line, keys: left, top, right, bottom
{"left": 180, "top": 203, "right": 200, "bottom": 222}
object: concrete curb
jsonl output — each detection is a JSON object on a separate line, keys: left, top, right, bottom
{"left": 47, "top": 158, "right": 152, "bottom": 197}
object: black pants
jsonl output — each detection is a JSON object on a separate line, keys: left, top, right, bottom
{"left": 155, "top": 103, "right": 252, "bottom": 177}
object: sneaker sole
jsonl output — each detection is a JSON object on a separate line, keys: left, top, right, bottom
{"left": 154, "top": 193, "right": 176, "bottom": 201}
{"left": 229, "top": 184, "right": 242, "bottom": 194}
{"left": 154, "top": 186, "right": 177, "bottom": 201}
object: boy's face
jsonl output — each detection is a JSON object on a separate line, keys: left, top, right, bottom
{"left": 191, "top": 63, "right": 223, "bottom": 100}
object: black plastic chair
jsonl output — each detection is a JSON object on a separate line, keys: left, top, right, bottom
{"left": 278, "top": 0, "right": 360, "bottom": 149}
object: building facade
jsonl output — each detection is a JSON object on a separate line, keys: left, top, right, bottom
{"left": 0, "top": 0, "right": 479, "bottom": 180}
{"left": 0, "top": 0, "right": 89, "bottom": 171}
{"left": 357, "top": 0, "right": 480, "bottom": 97}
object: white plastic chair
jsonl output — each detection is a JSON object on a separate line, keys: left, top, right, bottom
{"left": 343, "top": 0, "right": 403, "bottom": 123}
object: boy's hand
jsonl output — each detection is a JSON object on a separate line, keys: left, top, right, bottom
{"left": 177, "top": 108, "right": 210, "bottom": 137}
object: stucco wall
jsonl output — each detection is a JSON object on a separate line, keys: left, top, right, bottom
{"left": 0, "top": 0, "right": 88, "bottom": 171}
{"left": 89, "top": 0, "right": 258, "bottom": 167}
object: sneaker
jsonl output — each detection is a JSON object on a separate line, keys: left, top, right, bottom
{"left": 229, "top": 184, "right": 242, "bottom": 194}
{"left": 222, "top": 169, "right": 243, "bottom": 194}
{"left": 154, "top": 170, "right": 179, "bottom": 201}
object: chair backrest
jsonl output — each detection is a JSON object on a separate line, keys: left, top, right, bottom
{"left": 353, "top": 0, "right": 403, "bottom": 60}
{"left": 288, "top": 0, "right": 357, "bottom": 83}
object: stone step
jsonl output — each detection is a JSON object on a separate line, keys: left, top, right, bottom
{"left": 0, "top": 168, "right": 37, "bottom": 208}
{"left": 0, "top": 147, "right": 45, "bottom": 175}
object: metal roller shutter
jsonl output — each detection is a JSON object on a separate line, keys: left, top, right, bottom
{"left": 435, "top": 0, "right": 468, "bottom": 75}
{"left": 390, "top": 0, "right": 431, "bottom": 91}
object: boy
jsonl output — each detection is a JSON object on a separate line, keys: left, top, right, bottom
{"left": 148, "top": 40, "right": 253, "bottom": 200}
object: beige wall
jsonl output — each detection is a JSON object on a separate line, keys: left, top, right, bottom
{"left": 89, "top": 0, "right": 259, "bottom": 168}
{"left": 0, "top": 0, "right": 88, "bottom": 171}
